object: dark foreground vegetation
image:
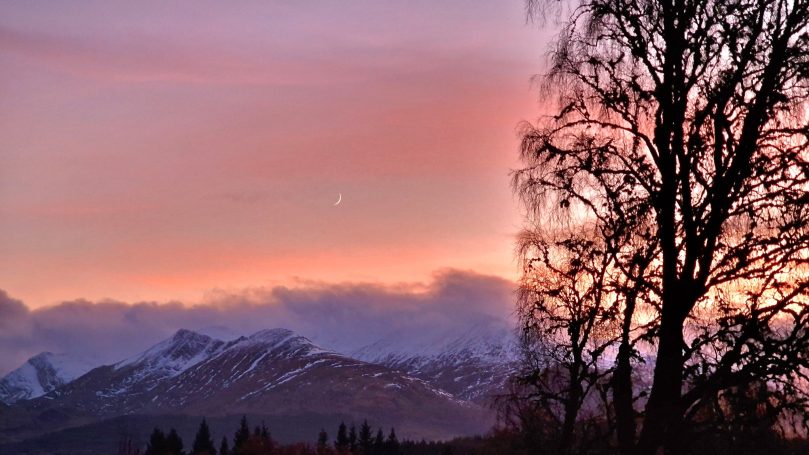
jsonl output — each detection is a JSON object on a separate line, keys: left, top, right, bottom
{"left": 507, "top": 0, "right": 809, "bottom": 453}
{"left": 116, "top": 414, "right": 809, "bottom": 455}
{"left": 115, "top": 416, "right": 506, "bottom": 455}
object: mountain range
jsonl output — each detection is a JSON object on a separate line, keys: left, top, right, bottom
{"left": 0, "top": 321, "right": 516, "bottom": 454}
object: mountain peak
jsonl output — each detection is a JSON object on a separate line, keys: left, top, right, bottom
{"left": 27, "top": 352, "right": 56, "bottom": 366}
{"left": 247, "top": 328, "right": 295, "bottom": 343}
{"left": 30, "top": 351, "right": 55, "bottom": 359}
{"left": 171, "top": 328, "right": 211, "bottom": 343}
{"left": 114, "top": 330, "right": 224, "bottom": 378}
{"left": 232, "top": 328, "right": 334, "bottom": 359}
{"left": 0, "top": 352, "right": 97, "bottom": 404}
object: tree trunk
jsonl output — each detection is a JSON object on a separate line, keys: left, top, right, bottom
{"left": 614, "top": 337, "right": 636, "bottom": 455}
{"left": 614, "top": 294, "right": 638, "bottom": 455}
{"left": 637, "top": 313, "right": 685, "bottom": 455}
{"left": 560, "top": 373, "right": 583, "bottom": 455}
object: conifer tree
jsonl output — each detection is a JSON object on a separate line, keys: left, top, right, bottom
{"left": 385, "top": 428, "right": 399, "bottom": 455}
{"left": 372, "top": 429, "right": 384, "bottom": 455}
{"left": 166, "top": 428, "right": 185, "bottom": 455}
{"left": 192, "top": 418, "right": 217, "bottom": 455}
{"left": 233, "top": 416, "right": 250, "bottom": 454}
{"left": 348, "top": 425, "right": 357, "bottom": 454}
{"left": 260, "top": 422, "right": 271, "bottom": 443}
{"left": 259, "top": 422, "right": 273, "bottom": 452}
{"left": 317, "top": 429, "right": 329, "bottom": 452}
{"left": 219, "top": 437, "right": 230, "bottom": 455}
{"left": 335, "top": 422, "right": 349, "bottom": 453}
{"left": 145, "top": 427, "right": 167, "bottom": 455}
{"left": 358, "top": 420, "right": 372, "bottom": 454}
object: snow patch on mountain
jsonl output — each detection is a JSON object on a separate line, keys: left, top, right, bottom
{"left": 352, "top": 318, "right": 517, "bottom": 367}
{"left": 0, "top": 352, "right": 98, "bottom": 404}
{"left": 351, "top": 318, "right": 519, "bottom": 402}
{"left": 114, "top": 329, "right": 225, "bottom": 378}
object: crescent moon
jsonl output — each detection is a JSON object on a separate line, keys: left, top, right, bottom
{"left": 333, "top": 193, "right": 342, "bottom": 206}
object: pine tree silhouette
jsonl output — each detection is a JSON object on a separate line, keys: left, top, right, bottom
{"left": 348, "top": 425, "right": 357, "bottom": 454}
{"left": 144, "top": 427, "right": 167, "bottom": 455}
{"left": 192, "top": 418, "right": 217, "bottom": 455}
{"left": 335, "top": 422, "right": 350, "bottom": 453}
{"left": 219, "top": 436, "right": 230, "bottom": 455}
{"left": 233, "top": 416, "right": 250, "bottom": 454}
{"left": 260, "top": 422, "right": 271, "bottom": 445}
{"left": 258, "top": 422, "right": 273, "bottom": 452}
{"left": 317, "top": 428, "right": 329, "bottom": 452}
{"left": 166, "top": 428, "right": 185, "bottom": 455}
{"left": 372, "top": 428, "right": 384, "bottom": 455}
{"left": 358, "top": 420, "right": 372, "bottom": 454}
{"left": 385, "top": 428, "right": 400, "bottom": 455}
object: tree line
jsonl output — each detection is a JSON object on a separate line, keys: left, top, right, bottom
{"left": 119, "top": 416, "right": 590, "bottom": 455}
{"left": 118, "top": 416, "right": 402, "bottom": 455}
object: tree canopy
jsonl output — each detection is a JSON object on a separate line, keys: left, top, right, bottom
{"left": 513, "top": 0, "right": 809, "bottom": 453}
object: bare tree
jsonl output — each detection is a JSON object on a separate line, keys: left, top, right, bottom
{"left": 514, "top": 0, "right": 809, "bottom": 454}
{"left": 510, "top": 229, "right": 618, "bottom": 454}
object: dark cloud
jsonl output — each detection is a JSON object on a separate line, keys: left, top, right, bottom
{"left": 0, "top": 290, "right": 28, "bottom": 324}
{"left": 0, "top": 270, "right": 515, "bottom": 375}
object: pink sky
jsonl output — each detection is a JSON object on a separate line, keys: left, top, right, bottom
{"left": 0, "top": 1, "right": 552, "bottom": 308}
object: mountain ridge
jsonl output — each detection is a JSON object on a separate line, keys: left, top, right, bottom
{"left": 351, "top": 319, "right": 518, "bottom": 402}
{"left": 0, "top": 327, "right": 494, "bottom": 446}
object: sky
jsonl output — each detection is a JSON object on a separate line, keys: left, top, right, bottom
{"left": 0, "top": 1, "right": 553, "bottom": 371}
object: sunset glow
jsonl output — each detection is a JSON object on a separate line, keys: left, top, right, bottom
{"left": 0, "top": 1, "right": 550, "bottom": 307}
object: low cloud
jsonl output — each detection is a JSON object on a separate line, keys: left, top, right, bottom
{"left": 0, "top": 270, "right": 515, "bottom": 376}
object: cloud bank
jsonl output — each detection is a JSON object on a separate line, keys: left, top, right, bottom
{"left": 0, "top": 270, "right": 515, "bottom": 376}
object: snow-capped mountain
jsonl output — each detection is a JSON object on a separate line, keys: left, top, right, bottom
{"left": 110, "top": 329, "right": 228, "bottom": 393}
{"left": 0, "top": 352, "right": 97, "bottom": 404}
{"left": 4, "top": 328, "right": 489, "bottom": 443}
{"left": 352, "top": 318, "right": 518, "bottom": 402}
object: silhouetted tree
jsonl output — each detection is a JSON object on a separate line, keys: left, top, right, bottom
{"left": 259, "top": 422, "right": 274, "bottom": 453}
{"left": 385, "top": 429, "right": 400, "bottom": 455}
{"left": 233, "top": 416, "right": 251, "bottom": 454}
{"left": 220, "top": 437, "right": 230, "bottom": 455}
{"left": 517, "top": 0, "right": 809, "bottom": 453}
{"left": 335, "top": 422, "right": 350, "bottom": 453}
{"left": 508, "top": 232, "right": 615, "bottom": 454}
{"left": 358, "top": 420, "right": 372, "bottom": 454}
{"left": 260, "top": 423, "right": 270, "bottom": 442}
{"left": 372, "top": 429, "right": 384, "bottom": 455}
{"left": 145, "top": 428, "right": 168, "bottom": 455}
{"left": 192, "top": 418, "right": 217, "bottom": 455}
{"left": 166, "top": 428, "right": 185, "bottom": 455}
{"left": 234, "top": 422, "right": 274, "bottom": 455}
{"left": 348, "top": 425, "right": 357, "bottom": 454}
{"left": 317, "top": 428, "right": 330, "bottom": 455}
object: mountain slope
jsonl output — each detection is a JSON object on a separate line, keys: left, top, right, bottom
{"left": 2, "top": 328, "right": 490, "bottom": 444}
{"left": 352, "top": 319, "right": 518, "bottom": 402}
{"left": 0, "top": 352, "right": 97, "bottom": 404}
